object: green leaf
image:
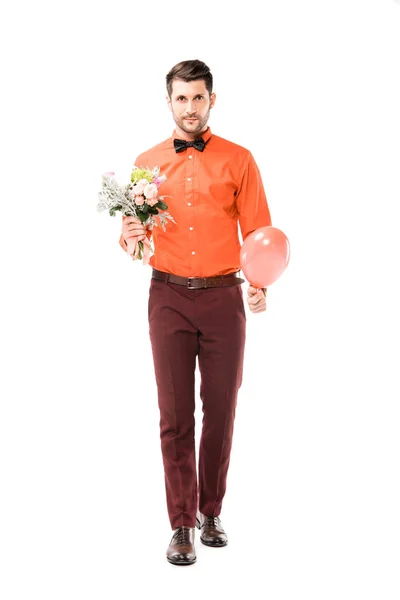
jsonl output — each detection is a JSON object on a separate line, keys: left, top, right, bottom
{"left": 157, "top": 201, "right": 168, "bottom": 210}
{"left": 137, "top": 212, "right": 148, "bottom": 223}
{"left": 109, "top": 205, "right": 122, "bottom": 217}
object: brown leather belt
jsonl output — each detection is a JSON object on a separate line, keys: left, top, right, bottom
{"left": 152, "top": 268, "right": 245, "bottom": 289}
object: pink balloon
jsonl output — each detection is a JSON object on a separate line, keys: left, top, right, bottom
{"left": 240, "top": 226, "right": 290, "bottom": 288}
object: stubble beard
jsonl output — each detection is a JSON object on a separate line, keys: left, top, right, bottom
{"left": 173, "top": 107, "right": 210, "bottom": 135}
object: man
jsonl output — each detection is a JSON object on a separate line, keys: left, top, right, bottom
{"left": 119, "top": 59, "right": 271, "bottom": 565}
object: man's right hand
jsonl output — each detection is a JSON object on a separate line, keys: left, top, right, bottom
{"left": 121, "top": 215, "right": 147, "bottom": 245}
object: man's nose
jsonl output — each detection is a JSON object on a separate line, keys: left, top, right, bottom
{"left": 186, "top": 100, "right": 196, "bottom": 114}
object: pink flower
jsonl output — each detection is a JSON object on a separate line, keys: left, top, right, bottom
{"left": 103, "top": 171, "right": 115, "bottom": 177}
{"left": 135, "top": 195, "right": 145, "bottom": 206}
{"left": 147, "top": 196, "right": 158, "bottom": 207}
{"left": 131, "top": 182, "right": 145, "bottom": 195}
{"left": 153, "top": 177, "right": 161, "bottom": 186}
{"left": 143, "top": 183, "right": 158, "bottom": 199}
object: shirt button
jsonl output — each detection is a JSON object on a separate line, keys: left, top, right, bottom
{"left": 192, "top": 251, "right": 196, "bottom": 255}
{"left": 187, "top": 177, "right": 191, "bottom": 181}
{"left": 188, "top": 202, "right": 191, "bottom": 206}
{"left": 188, "top": 155, "right": 192, "bottom": 159}
{"left": 189, "top": 226, "right": 193, "bottom": 230}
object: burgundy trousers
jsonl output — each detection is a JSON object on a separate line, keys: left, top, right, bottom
{"left": 148, "top": 274, "right": 247, "bottom": 529}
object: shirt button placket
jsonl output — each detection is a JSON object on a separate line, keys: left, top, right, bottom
{"left": 186, "top": 151, "right": 195, "bottom": 267}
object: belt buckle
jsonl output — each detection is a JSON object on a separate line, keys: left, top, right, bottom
{"left": 187, "top": 277, "right": 197, "bottom": 290}
{"left": 187, "top": 277, "right": 208, "bottom": 289}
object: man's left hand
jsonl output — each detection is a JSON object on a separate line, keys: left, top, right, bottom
{"left": 246, "top": 285, "right": 267, "bottom": 313}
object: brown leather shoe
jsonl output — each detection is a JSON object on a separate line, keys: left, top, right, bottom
{"left": 195, "top": 512, "right": 228, "bottom": 547}
{"left": 166, "top": 526, "right": 197, "bottom": 565}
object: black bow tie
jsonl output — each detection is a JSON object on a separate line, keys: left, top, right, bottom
{"left": 174, "top": 137, "right": 206, "bottom": 153}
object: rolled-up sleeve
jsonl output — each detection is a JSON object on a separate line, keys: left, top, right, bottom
{"left": 235, "top": 151, "right": 272, "bottom": 241}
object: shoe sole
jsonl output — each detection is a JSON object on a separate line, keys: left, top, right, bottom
{"left": 200, "top": 538, "right": 228, "bottom": 547}
{"left": 166, "top": 556, "right": 197, "bottom": 565}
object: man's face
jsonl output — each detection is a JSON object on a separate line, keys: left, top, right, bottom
{"left": 167, "top": 79, "right": 216, "bottom": 138}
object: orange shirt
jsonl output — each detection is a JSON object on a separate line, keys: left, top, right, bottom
{"left": 119, "top": 126, "right": 272, "bottom": 277}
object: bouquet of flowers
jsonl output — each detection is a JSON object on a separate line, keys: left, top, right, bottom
{"left": 97, "top": 165, "right": 176, "bottom": 264}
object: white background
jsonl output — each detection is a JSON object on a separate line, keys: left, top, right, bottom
{"left": 1, "top": 0, "right": 399, "bottom": 598}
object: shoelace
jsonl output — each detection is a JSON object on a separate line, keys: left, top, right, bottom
{"left": 204, "top": 516, "right": 220, "bottom": 528}
{"left": 173, "top": 526, "right": 192, "bottom": 545}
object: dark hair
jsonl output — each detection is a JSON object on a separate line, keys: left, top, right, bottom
{"left": 166, "top": 59, "right": 213, "bottom": 98}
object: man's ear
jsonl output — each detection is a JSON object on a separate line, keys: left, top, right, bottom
{"left": 210, "top": 92, "right": 216, "bottom": 109}
{"left": 166, "top": 95, "right": 172, "bottom": 112}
